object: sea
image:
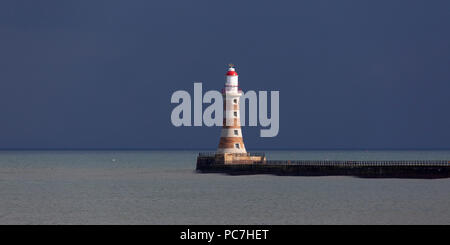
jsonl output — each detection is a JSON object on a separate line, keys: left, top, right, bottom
{"left": 0, "top": 150, "right": 449, "bottom": 225}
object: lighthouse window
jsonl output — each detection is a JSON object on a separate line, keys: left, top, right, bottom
{"left": 235, "top": 143, "right": 240, "bottom": 149}
{"left": 233, "top": 111, "right": 238, "bottom": 117}
{"left": 233, "top": 99, "right": 237, "bottom": 104}
{"left": 234, "top": 130, "right": 239, "bottom": 136}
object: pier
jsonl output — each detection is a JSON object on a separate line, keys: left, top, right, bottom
{"left": 195, "top": 66, "right": 450, "bottom": 179}
{"left": 196, "top": 153, "right": 450, "bottom": 179}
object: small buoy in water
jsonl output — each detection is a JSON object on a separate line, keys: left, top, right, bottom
{"left": 111, "top": 158, "right": 117, "bottom": 162}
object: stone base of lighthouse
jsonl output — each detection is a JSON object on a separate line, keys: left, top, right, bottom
{"left": 197, "top": 152, "right": 266, "bottom": 165}
{"left": 214, "top": 153, "right": 266, "bottom": 165}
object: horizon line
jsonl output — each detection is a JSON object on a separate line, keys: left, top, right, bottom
{"left": 1, "top": 148, "right": 450, "bottom": 151}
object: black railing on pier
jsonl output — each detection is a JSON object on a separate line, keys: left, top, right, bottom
{"left": 197, "top": 153, "right": 450, "bottom": 167}
{"left": 263, "top": 160, "right": 450, "bottom": 167}
{"left": 198, "top": 152, "right": 265, "bottom": 157}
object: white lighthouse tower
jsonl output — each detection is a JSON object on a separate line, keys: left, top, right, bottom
{"left": 217, "top": 64, "right": 247, "bottom": 154}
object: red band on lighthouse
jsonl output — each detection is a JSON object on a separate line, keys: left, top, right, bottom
{"left": 226, "top": 71, "right": 238, "bottom": 76}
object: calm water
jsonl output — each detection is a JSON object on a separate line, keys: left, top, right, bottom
{"left": 0, "top": 150, "right": 450, "bottom": 225}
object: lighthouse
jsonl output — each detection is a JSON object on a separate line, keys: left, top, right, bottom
{"left": 217, "top": 64, "right": 247, "bottom": 154}
{"left": 196, "top": 64, "right": 265, "bottom": 165}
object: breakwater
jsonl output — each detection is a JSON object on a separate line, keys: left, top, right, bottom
{"left": 196, "top": 154, "right": 450, "bottom": 178}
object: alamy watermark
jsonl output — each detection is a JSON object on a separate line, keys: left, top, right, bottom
{"left": 170, "top": 83, "right": 279, "bottom": 137}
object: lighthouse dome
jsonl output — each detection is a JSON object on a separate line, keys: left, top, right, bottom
{"left": 226, "top": 67, "right": 238, "bottom": 76}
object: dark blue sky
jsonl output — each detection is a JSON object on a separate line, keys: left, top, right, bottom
{"left": 1, "top": 0, "right": 450, "bottom": 150}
